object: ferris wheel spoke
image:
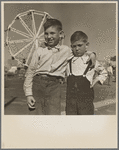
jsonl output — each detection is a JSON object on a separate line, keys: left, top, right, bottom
{"left": 19, "top": 16, "right": 34, "bottom": 37}
{"left": 8, "top": 44, "right": 22, "bottom": 65}
{"left": 35, "top": 39, "right": 38, "bottom": 49}
{"left": 10, "top": 27, "right": 31, "bottom": 38}
{"left": 38, "top": 38, "right": 45, "bottom": 41}
{"left": 36, "top": 13, "right": 47, "bottom": 38}
{"left": 8, "top": 38, "right": 33, "bottom": 44}
{"left": 26, "top": 43, "right": 35, "bottom": 65}
{"left": 14, "top": 40, "right": 34, "bottom": 57}
{"left": 38, "top": 32, "right": 44, "bottom": 39}
{"left": 38, "top": 39, "right": 45, "bottom": 44}
{"left": 31, "top": 11, "right": 36, "bottom": 35}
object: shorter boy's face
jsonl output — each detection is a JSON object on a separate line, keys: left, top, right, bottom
{"left": 71, "top": 40, "right": 89, "bottom": 57}
{"left": 44, "top": 26, "right": 61, "bottom": 47}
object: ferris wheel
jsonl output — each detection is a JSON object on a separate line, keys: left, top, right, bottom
{"left": 5, "top": 10, "right": 53, "bottom": 67}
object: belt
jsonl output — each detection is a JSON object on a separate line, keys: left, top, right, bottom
{"left": 35, "top": 74, "right": 63, "bottom": 81}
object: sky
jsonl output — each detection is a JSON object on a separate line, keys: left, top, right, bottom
{"left": 3, "top": 2, "right": 117, "bottom": 66}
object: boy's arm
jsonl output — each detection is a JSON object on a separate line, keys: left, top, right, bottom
{"left": 24, "top": 49, "right": 39, "bottom": 96}
{"left": 90, "top": 61, "right": 108, "bottom": 88}
{"left": 86, "top": 51, "right": 96, "bottom": 68}
{"left": 24, "top": 49, "right": 40, "bottom": 108}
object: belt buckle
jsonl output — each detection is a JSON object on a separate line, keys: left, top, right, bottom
{"left": 40, "top": 74, "right": 48, "bottom": 80}
{"left": 41, "top": 74, "right": 48, "bottom": 78}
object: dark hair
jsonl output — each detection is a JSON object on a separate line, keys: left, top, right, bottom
{"left": 70, "top": 31, "right": 88, "bottom": 44}
{"left": 43, "top": 19, "right": 62, "bottom": 31}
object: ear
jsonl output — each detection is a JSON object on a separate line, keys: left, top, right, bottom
{"left": 86, "top": 42, "right": 90, "bottom": 47}
{"left": 59, "top": 30, "right": 65, "bottom": 40}
{"left": 85, "top": 42, "right": 89, "bottom": 51}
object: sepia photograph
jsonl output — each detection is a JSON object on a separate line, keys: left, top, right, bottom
{"left": 2, "top": 1, "right": 118, "bottom": 148}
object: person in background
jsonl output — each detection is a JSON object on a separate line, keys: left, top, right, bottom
{"left": 107, "top": 63, "right": 113, "bottom": 86}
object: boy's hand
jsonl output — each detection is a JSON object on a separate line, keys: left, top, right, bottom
{"left": 27, "top": 95, "right": 36, "bottom": 109}
{"left": 86, "top": 52, "right": 96, "bottom": 69}
{"left": 90, "top": 78, "right": 99, "bottom": 88}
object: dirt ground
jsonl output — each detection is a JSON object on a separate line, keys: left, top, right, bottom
{"left": 4, "top": 75, "right": 116, "bottom": 115}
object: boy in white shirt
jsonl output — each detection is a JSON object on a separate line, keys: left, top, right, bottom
{"left": 24, "top": 19, "right": 96, "bottom": 115}
{"left": 66, "top": 31, "right": 107, "bottom": 115}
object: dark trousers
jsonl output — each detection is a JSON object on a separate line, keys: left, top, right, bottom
{"left": 66, "top": 75, "right": 94, "bottom": 115}
{"left": 28, "top": 75, "right": 62, "bottom": 115}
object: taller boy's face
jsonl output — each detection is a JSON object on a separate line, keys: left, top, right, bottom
{"left": 44, "top": 26, "right": 61, "bottom": 47}
{"left": 71, "top": 40, "right": 88, "bottom": 57}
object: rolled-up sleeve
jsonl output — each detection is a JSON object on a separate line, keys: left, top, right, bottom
{"left": 24, "top": 49, "right": 39, "bottom": 96}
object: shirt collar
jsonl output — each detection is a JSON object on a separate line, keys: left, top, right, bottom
{"left": 81, "top": 53, "right": 89, "bottom": 63}
{"left": 55, "top": 44, "right": 61, "bottom": 51}
{"left": 45, "top": 43, "right": 61, "bottom": 51}
{"left": 73, "top": 53, "right": 88, "bottom": 63}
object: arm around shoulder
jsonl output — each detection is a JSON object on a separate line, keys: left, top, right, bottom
{"left": 86, "top": 51, "right": 96, "bottom": 68}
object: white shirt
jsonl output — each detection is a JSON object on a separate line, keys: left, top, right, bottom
{"left": 67, "top": 53, "right": 107, "bottom": 85}
{"left": 24, "top": 45, "right": 94, "bottom": 96}
{"left": 24, "top": 45, "right": 72, "bottom": 96}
